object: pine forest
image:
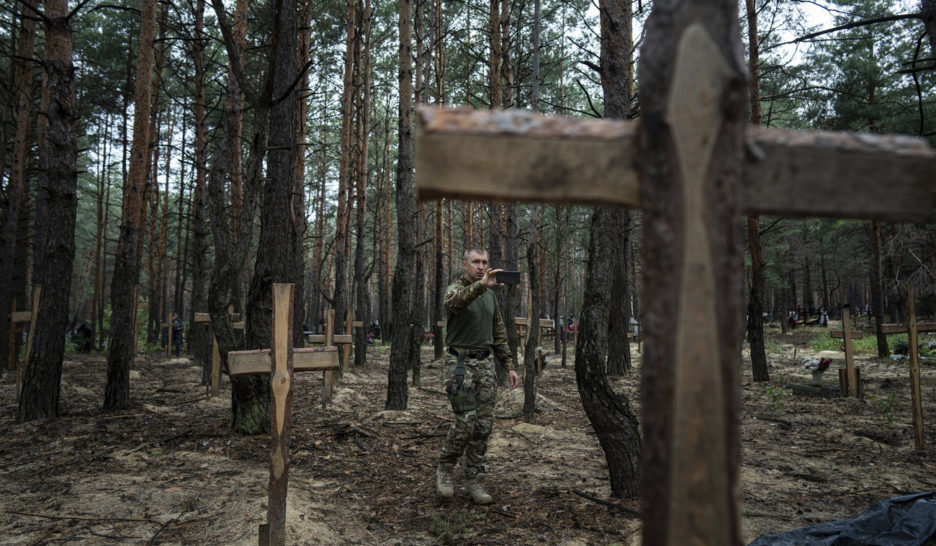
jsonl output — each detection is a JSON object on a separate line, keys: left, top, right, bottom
{"left": 2, "top": 0, "right": 936, "bottom": 544}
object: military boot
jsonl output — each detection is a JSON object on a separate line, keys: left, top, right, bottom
{"left": 436, "top": 464, "right": 454, "bottom": 498}
{"left": 466, "top": 477, "right": 493, "bottom": 505}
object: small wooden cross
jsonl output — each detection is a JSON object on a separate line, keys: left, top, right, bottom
{"left": 305, "top": 309, "right": 352, "bottom": 408}
{"left": 6, "top": 285, "right": 40, "bottom": 398}
{"left": 413, "top": 7, "right": 934, "bottom": 544}
{"left": 226, "top": 283, "right": 339, "bottom": 546}
{"left": 878, "top": 286, "right": 929, "bottom": 451}
{"left": 829, "top": 304, "right": 864, "bottom": 397}
{"left": 193, "top": 311, "right": 245, "bottom": 397}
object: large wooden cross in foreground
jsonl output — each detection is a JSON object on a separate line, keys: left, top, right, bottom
{"left": 226, "top": 284, "right": 339, "bottom": 546}
{"left": 414, "top": 5, "right": 934, "bottom": 545}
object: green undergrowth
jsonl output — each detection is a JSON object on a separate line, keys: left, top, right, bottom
{"left": 808, "top": 331, "right": 910, "bottom": 356}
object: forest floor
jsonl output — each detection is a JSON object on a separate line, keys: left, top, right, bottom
{"left": 1, "top": 325, "right": 936, "bottom": 545}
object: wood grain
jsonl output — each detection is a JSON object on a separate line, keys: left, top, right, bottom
{"left": 905, "top": 286, "right": 925, "bottom": 451}
{"left": 415, "top": 107, "right": 935, "bottom": 222}
{"left": 227, "top": 347, "right": 339, "bottom": 376}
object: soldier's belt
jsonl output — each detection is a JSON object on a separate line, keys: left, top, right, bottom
{"left": 448, "top": 347, "right": 491, "bottom": 360}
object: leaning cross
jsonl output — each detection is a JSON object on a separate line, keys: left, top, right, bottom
{"left": 226, "top": 283, "right": 339, "bottom": 546}
{"left": 879, "top": 286, "right": 930, "bottom": 451}
{"left": 414, "top": 6, "right": 934, "bottom": 545}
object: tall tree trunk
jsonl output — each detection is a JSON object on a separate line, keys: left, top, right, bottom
{"left": 523, "top": 217, "right": 540, "bottom": 423}
{"left": 92, "top": 116, "right": 111, "bottom": 352}
{"left": 489, "top": 0, "right": 501, "bottom": 108}
{"left": 105, "top": 0, "right": 159, "bottom": 410}
{"left": 0, "top": 0, "right": 38, "bottom": 380}
{"left": 386, "top": 0, "right": 414, "bottom": 410}
{"left": 334, "top": 0, "right": 357, "bottom": 371}
{"left": 377, "top": 102, "right": 392, "bottom": 340}
{"left": 227, "top": 0, "right": 248, "bottom": 314}
{"left": 353, "top": 0, "right": 371, "bottom": 367}
{"left": 18, "top": 0, "right": 77, "bottom": 420}
{"left": 191, "top": 0, "right": 212, "bottom": 383}
{"left": 552, "top": 206, "right": 564, "bottom": 356}
{"left": 145, "top": 1, "right": 168, "bottom": 346}
{"left": 175, "top": 111, "right": 187, "bottom": 318}
{"left": 745, "top": 0, "right": 768, "bottom": 381}
{"left": 601, "top": 0, "right": 633, "bottom": 378}
{"left": 207, "top": 0, "right": 270, "bottom": 434}
{"left": 310, "top": 122, "right": 327, "bottom": 333}
{"left": 567, "top": 0, "right": 641, "bottom": 497}
{"left": 921, "top": 0, "right": 936, "bottom": 63}
{"left": 870, "top": 221, "right": 888, "bottom": 357}
{"left": 293, "top": 0, "right": 314, "bottom": 345}
{"left": 243, "top": 0, "right": 299, "bottom": 435}
{"left": 575, "top": 208, "right": 640, "bottom": 498}
{"left": 431, "top": 0, "right": 446, "bottom": 361}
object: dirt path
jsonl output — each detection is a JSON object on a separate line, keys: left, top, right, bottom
{"left": 1, "top": 328, "right": 934, "bottom": 544}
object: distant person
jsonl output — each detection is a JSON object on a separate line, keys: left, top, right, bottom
{"left": 436, "top": 248, "right": 519, "bottom": 505}
{"left": 171, "top": 313, "right": 183, "bottom": 356}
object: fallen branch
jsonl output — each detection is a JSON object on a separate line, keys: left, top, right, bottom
{"left": 8, "top": 510, "right": 155, "bottom": 523}
{"left": 570, "top": 489, "right": 640, "bottom": 517}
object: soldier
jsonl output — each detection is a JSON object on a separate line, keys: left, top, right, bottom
{"left": 436, "top": 248, "right": 519, "bottom": 504}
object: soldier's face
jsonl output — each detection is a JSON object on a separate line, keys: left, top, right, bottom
{"left": 463, "top": 251, "right": 489, "bottom": 281}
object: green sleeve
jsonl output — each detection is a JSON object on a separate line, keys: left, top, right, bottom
{"left": 492, "top": 299, "right": 513, "bottom": 371}
{"left": 444, "top": 280, "right": 486, "bottom": 314}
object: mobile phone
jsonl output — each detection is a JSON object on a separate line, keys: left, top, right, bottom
{"left": 495, "top": 270, "right": 521, "bottom": 284}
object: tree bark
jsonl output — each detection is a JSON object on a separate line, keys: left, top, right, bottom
{"left": 18, "top": 0, "right": 77, "bottom": 420}
{"left": 334, "top": 0, "right": 357, "bottom": 372}
{"left": 523, "top": 218, "right": 540, "bottom": 423}
{"left": 353, "top": 0, "right": 372, "bottom": 367}
{"left": 105, "top": 0, "right": 159, "bottom": 410}
{"left": 386, "top": 0, "right": 414, "bottom": 410}
{"left": 601, "top": 0, "right": 634, "bottom": 378}
{"left": 870, "top": 221, "right": 888, "bottom": 357}
{"left": 190, "top": 0, "right": 212, "bottom": 384}
{"left": 0, "top": 0, "right": 38, "bottom": 380}
{"left": 745, "top": 0, "right": 768, "bottom": 382}
{"left": 575, "top": 208, "right": 640, "bottom": 498}
{"left": 242, "top": 0, "right": 299, "bottom": 433}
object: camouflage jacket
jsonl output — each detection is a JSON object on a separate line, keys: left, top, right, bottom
{"left": 444, "top": 274, "right": 513, "bottom": 371}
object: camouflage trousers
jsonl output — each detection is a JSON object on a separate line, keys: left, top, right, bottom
{"left": 439, "top": 352, "right": 497, "bottom": 479}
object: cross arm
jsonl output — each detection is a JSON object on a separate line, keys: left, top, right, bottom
{"left": 829, "top": 330, "right": 863, "bottom": 339}
{"left": 881, "top": 322, "right": 936, "bottom": 334}
{"left": 415, "top": 107, "right": 935, "bottom": 222}
{"left": 9, "top": 311, "right": 32, "bottom": 322}
{"left": 228, "top": 347, "right": 339, "bottom": 376}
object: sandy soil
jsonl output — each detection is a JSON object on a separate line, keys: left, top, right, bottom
{"left": 1, "top": 326, "right": 934, "bottom": 544}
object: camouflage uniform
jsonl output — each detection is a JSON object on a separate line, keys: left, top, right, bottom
{"left": 439, "top": 274, "right": 513, "bottom": 479}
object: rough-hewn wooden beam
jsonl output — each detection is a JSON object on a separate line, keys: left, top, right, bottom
{"left": 881, "top": 321, "right": 936, "bottom": 334}
{"left": 416, "top": 107, "right": 640, "bottom": 207}
{"left": 227, "top": 347, "right": 339, "bottom": 376}
{"left": 415, "top": 107, "right": 935, "bottom": 222}
{"left": 744, "top": 126, "right": 935, "bottom": 221}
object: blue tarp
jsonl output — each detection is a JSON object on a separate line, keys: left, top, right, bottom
{"left": 749, "top": 492, "right": 936, "bottom": 546}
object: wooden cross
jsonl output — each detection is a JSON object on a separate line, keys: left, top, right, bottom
{"left": 414, "top": 9, "right": 933, "bottom": 545}
{"left": 829, "top": 304, "right": 864, "bottom": 397}
{"left": 306, "top": 309, "right": 352, "bottom": 408}
{"left": 6, "top": 285, "right": 40, "bottom": 398}
{"left": 878, "top": 286, "right": 929, "bottom": 451}
{"left": 193, "top": 311, "right": 245, "bottom": 397}
{"left": 226, "top": 284, "right": 338, "bottom": 546}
